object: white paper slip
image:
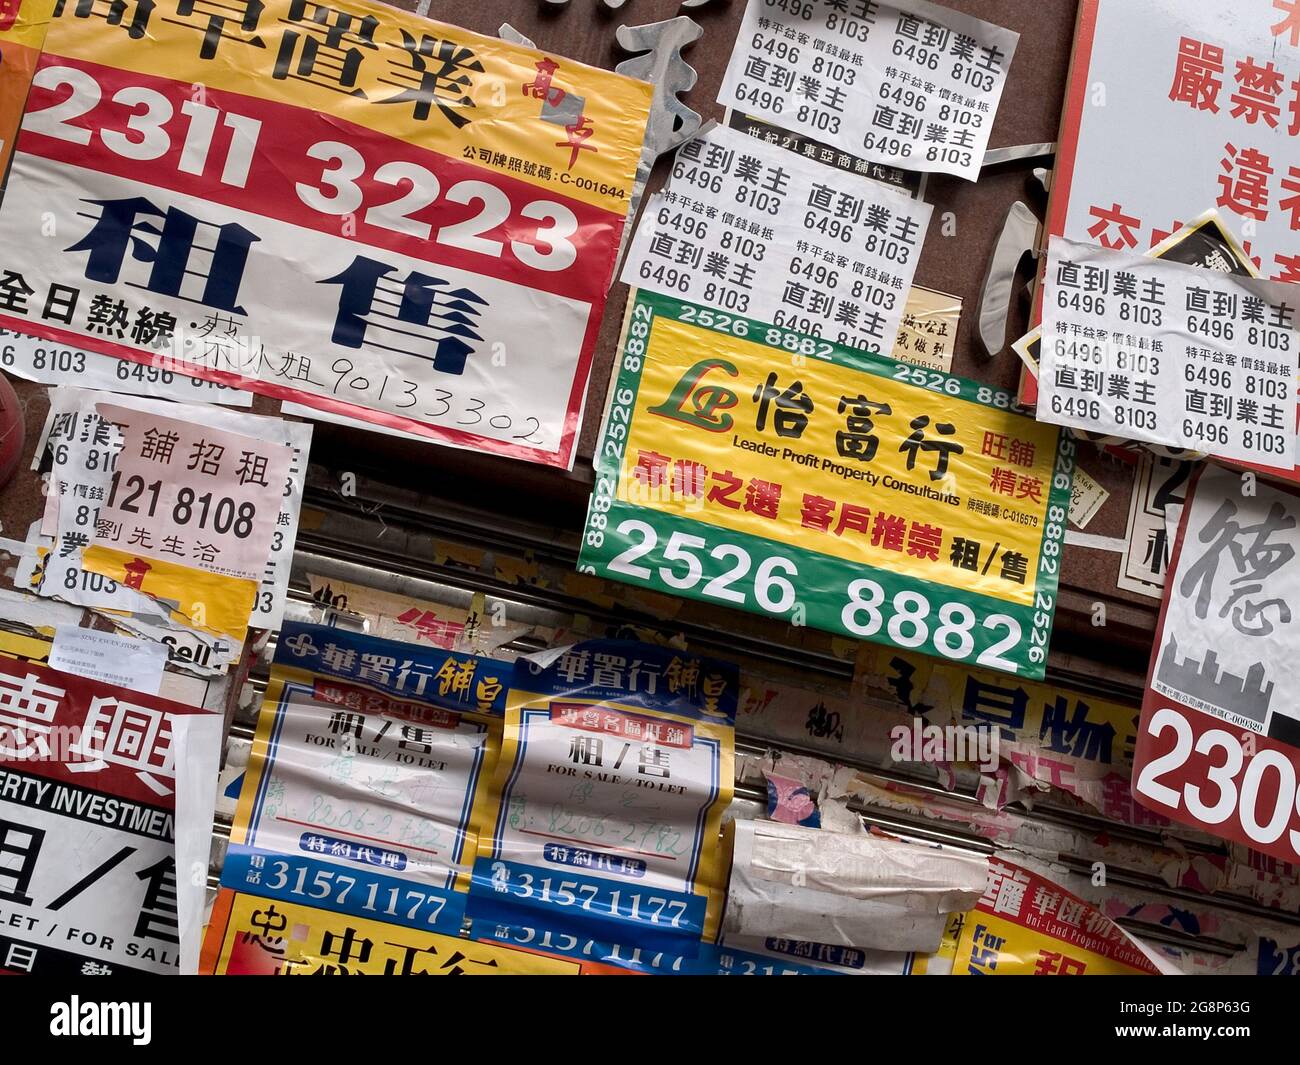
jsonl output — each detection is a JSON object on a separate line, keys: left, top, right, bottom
{"left": 1039, "top": 235, "right": 1300, "bottom": 470}
{"left": 49, "top": 624, "right": 169, "bottom": 695}
{"left": 0, "top": 329, "right": 252, "bottom": 405}
{"left": 1116, "top": 454, "right": 1190, "bottom": 600}
{"left": 719, "top": 0, "right": 1018, "bottom": 181}
{"left": 622, "top": 124, "right": 931, "bottom": 354}
{"left": 39, "top": 387, "right": 312, "bottom": 631}
{"left": 1068, "top": 466, "right": 1110, "bottom": 529}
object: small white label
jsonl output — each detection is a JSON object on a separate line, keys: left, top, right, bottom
{"left": 49, "top": 625, "right": 168, "bottom": 695}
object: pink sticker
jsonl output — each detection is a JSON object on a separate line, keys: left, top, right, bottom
{"left": 92, "top": 403, "right": 291, "bottom": 582}
{"left": 764, "top": 772, "right": 820, "bottom": 828}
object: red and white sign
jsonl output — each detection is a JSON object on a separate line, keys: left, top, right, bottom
{"left": 0, "top": 7, "right": 651, "bottom": 468}
{"left": 0, "top": 655, "right": 216, "bottom": 975}
{"left": 1133, "top": 463, "right": 1300, "bottom": 862}
{"left": 1031, "top": 1, "right": 1300, "bottom": 425}
{"left": 93, "top": 402, "right": 290, "bottom": 583}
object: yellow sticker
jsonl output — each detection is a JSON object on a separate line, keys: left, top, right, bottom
{"left": 81, "top": 545, "right": 254, "bottom": 643}
{"left": 201, "top": 890, "right": 581, "bottom": 975}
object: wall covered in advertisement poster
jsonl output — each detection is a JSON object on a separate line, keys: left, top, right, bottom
{"left": 0, "top": 0, "right": 651, "bottom": 468}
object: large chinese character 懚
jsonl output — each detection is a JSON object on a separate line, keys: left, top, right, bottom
{"left": 1179, "top": 497, "right": 1297, "bottom": 637}
{"left": 163, "top": 0, "right": 266, "bottom": 61}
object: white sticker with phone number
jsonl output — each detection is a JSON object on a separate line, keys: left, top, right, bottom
{"left": 622, "top": 124, "right": 931, "bottom": 355}
{"left": 0, "top": 328, "right": 252, "bottom": 405}
{"left": 719, "top": 0, "right": 1019, "bottom": 181}
{"left": 40, "top": 387, "right": 310, "bottom": 630}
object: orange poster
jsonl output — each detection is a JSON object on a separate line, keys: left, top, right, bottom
{"left": 0, "top": 0, "right": 52, "bottom": 179}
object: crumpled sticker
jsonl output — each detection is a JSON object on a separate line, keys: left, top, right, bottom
{"left": 81, "top": 544, "right": 255, "bottom": 644}
{"left": 764, "top": 771, "right": 821, "bottom": 828}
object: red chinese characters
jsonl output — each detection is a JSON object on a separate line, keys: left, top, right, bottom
{"left": 550, "top": 702, "right": 694, "bottom": 749}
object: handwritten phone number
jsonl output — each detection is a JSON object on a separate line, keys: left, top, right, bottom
{"left": 542, "top": 803, "right": 690, "bottom": 859}
{"left": 28, "top": 64, "right": 581, "bottom": 274}
{"left": 322, "top": 357, "right": 545, "bottom": 444}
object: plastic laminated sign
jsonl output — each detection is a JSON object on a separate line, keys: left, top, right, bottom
{"left": 1133, "top": 464, "right": 1300, "bottom": 865}
{"left": 200, "top": 888, "right": 627, "bottom": 975}
{"left": 0, "top": 654, "right": 218, "bottom": 975}
{"left": 216, "top": 623, "right": 511, "bottom": 941}
{"left": 949, "top": 858, "right": 1158, "bottom": 976}
{"left": 0, "top": 1, "right": 652, "bottom": 468}
{"left": 579, "top": 290, "right": 1074, "bottom": 679}
{"left": 468, "top": 640, "right": 738, "bottom": 964}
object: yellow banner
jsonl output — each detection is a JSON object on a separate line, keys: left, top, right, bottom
{"left": 859, "top": 644, "right": 1137, "bottom": 763}
{"left": 201, "top": 890, "right": 581, "bottom": 975}
{"left": 910, "top": 911, "right": 964, "bottom": 975}
{"left": 41, "top": 0, "right": 650, "bottom": 214}
{"left": 622, "top": 307, "right": 1063, "bottom": 608}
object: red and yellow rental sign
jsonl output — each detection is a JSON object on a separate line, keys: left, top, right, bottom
{"left": 0, "top": 2, "right": 651, "bottom": 467}
{"left": 953, "top": 860, "right": 1157, "bottom": 976}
